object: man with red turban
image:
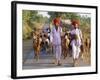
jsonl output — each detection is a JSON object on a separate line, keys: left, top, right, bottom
{"left": 50, "top": 18, "right": 62, "bottom": 66}
{"left": 70, "top": 20, "right": 83, "bottom": 66}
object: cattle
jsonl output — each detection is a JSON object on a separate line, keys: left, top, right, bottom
{"left": 84, "top": 38, "right": 91, "bottom": 53}
{"left": 33, "top": 31, "right": 42, "bottom": 61}
{"left": 82, "top": 38, "right": 91, "bottom": 60}
{"left": 61, "top": 33, "right": 70, "bottom": 59}
{"left": 78, "top": 37, "right": 91, "bottom": 63}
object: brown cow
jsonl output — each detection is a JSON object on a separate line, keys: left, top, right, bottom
{"left": 33, "top": 31, "right": 42, "bottom": 61}
{"left": 61, "top": 33, "right": 70, "bottom": 59}
{"left": 84, "top": 38, "right": 91, "bottom": 53}
{"left": 80, "top": 37, "right": 91, "bottom": 62}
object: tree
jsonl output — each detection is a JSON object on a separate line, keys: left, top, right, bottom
{"left": 48, "top": 12, "right": 63, "bottom": 22}
{"left": 22, "top": 10, "right": 49, "bottom": 39}
{"left": 48, "top": 12, "right": 81, "bottom": 23}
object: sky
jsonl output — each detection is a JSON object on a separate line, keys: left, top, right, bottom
{"left": 79, "top": 13, "right": 91, "bottom": 17}
{"left": 38, "top": 11, "right": 50, "bottom": 18}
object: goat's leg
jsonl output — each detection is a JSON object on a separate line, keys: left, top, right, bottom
{"left": 64, "top": 49, "right": 67, "bottom": 59}
{"left": 37, "top": 51, "right": 40, "bottom": 61}
{"left": 34, "top": 51, "right": 36, "bottom": 59}
{"left": 35, "top": 52, "right": 38, "bottom": 61}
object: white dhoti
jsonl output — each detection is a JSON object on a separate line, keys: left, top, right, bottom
{"left": 71, "top": 40, "right": 81, "bottom": 59}
{"left": 53, "top": 45, "right": 61, "bottom": 61}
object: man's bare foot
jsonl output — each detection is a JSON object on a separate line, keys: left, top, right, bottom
{"left": 57, "top": 61, "right": 62, "bottom": 66}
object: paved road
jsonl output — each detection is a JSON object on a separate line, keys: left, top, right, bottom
{"left": 22, "top": 28, "right": 90, "bottom": 69}
{"left": 23, "top": 49, "right": 90, "bottom": 69}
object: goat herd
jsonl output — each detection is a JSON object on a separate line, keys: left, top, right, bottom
{"left": 32, "top": 29, "right": 91, "bottom": 65}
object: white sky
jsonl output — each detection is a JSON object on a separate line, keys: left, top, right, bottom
{"left": 79, "top": 13, "right": 91, "bottom": 17}
{"left": 38, "top": 11, "right": 50, "bottom": 18}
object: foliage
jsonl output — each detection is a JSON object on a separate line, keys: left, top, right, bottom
{"left": 22, "top": 10, "right": 49, "bottom": 40}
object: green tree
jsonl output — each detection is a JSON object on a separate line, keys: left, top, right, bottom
{"left": 22, "top": 10, "right": 49, "bottom": 39}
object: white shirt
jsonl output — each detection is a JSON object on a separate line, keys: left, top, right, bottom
{"left": 50, "top": 26, "right": 62, "bottom": 45}
{"left": 70, "top": 28, "right": 82, "bottom": 46}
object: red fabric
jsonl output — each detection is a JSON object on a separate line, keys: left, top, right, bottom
{"left": 71, "top": 20, "right": 80, "bottom": 26}
{"left": 53, "top": 18, "right": 60, "bottom": 24}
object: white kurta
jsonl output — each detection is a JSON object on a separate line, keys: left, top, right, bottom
{"left": 70, "top": 28, "right": 82, "bottom": 59}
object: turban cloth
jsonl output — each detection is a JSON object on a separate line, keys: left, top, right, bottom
{"left": 71, "top": 20, "right": 80, "bottom": 27}
{"left": 53, "top": 18, "right": 60, "bottom": 24}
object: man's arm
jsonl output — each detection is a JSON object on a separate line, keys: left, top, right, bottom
{"left": 79, "top": 29, "right": 83, "bottom": 43}
{"left": 50, "top": 28, "right": 53, "bottom": 44}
